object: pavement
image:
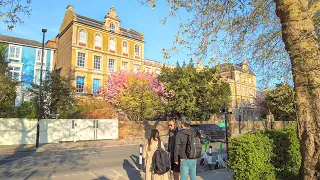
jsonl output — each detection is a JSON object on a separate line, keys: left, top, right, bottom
{"left": 0, "top": 140, "right": 233, "bottom": 180}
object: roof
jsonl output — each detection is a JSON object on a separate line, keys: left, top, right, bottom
{"left": 144, "top": 59, "right": 175, "bottom": 68}
{"left": 219, "top": 62, "right": 255, "bottom": 75}
{"left": 0, "top": 34, "right": 55, "bottom": 49}
{"left": 74, "top": 13, "right": 144, "bottom": 41}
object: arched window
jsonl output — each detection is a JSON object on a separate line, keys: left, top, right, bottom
{"left": 95, "top": 33, "right": 102, "bottom": 47}
{"left": 109, "top": 37, "right": 116, "bottom": 51}
{"left": 79, "top": 29, "right": 86, "bottom": 45}
{"left": 135, "top": 44, "right": 140, "bottom": 56}
{"left": 110, "top": 22, "right": 116, "bottom": 32}
{"left": 122, "top": 41, "right": 128, "bottom": 54}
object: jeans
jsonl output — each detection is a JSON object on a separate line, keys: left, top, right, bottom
{"left": 180, "top": 159, "right": 197, "bottom": 180}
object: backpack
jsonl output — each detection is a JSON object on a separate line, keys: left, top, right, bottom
{"left": 182, "top": 131, "right": 203, "bottom": 159}
{"left": 151, "top": 141, "right": 171, "bottom": 175}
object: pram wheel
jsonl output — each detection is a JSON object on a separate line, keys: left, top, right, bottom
{"left": 200, "top": 158, "right": 205, "bottom": 166}
{"left": 215, "top": 161, "right": 219, "bottom": 169}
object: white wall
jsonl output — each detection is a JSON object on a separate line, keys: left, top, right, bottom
{"left": 0, "top": 118, "right": 118, "bottom": 145}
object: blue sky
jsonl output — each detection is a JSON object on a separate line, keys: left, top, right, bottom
{"left": 0, "top": 0, "right": 287, "bottom": 89}
{"left": 0, "top": 0, "right": 188, "bottom": 65}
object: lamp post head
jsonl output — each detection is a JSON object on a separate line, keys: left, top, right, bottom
{"left": 42, "top": 29, "right": 47, "bottom": 33}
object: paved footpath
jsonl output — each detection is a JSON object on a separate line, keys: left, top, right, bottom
{"left": 0, "top": 140, "right": 233, "bottom": 180}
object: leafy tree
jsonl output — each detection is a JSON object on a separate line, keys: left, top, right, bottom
{"left": 142, "top": 0, "right": 320, "bottom": 177}
{"left": 0, "top": 0, "right": 32, "bottom": 30}
{"left": 101, "top": 71, "right": 167, "bottom": 121}
{"left": 0, "top": 42, "right": 18, "bottom": 117}
{"left": 158, "top": 61, "right": 231, "bottom": 121}
{"left": 266, "top": 84, "right": 296, "bottom": 121}
{"left": 16, "top": 101, "right": 37, "bottom": 119}
{"left": 254, "top": 90, "right": 268, "bottom": 119}
{"left": 29, "top": 72, "right": 77, "bottom": 119}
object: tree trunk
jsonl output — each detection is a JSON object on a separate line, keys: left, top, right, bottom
{"left": 274, "top": 0, "right": 320, "bottom": 179}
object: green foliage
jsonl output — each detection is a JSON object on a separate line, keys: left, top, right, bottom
{"left": 229, "top": 125, "right": 300, "bottom": 180}
{"left": 0, "top": 42, "right": 18, "bottom": 118}
{"left": 16, "top": 101, "right": 37, "bottom": 119}
{"left": 229, "top": 132, "right": 276, "bottom": 180}
{"left": 266, "top": 125, "right": 301, "bottom": 180}
{"left": 158, "top": 61, "right": 231, "bottom": 120}
{"left": 116, "top": 75, "right": 165, "bottom": 121}
{"left": 266, "top": 84, "right": 296, "bottom": 121}
{"left": 29, "top": 72, "right": 77, "bottom": 119}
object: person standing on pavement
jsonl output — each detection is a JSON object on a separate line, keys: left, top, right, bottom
{"left": 168, "top": 119, "right": 180, "bottom": 180}
{"left": 142, "top": 129, "right": 169, "bottom": 180}
{"left": 174, "top": 117, "right": 198, "bottom": 180}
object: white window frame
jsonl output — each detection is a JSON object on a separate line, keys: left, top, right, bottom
{"left": 122, "top": 41, "right": 128, "bottom": 54}
{"left": 133, "top": 64, "right": 140, "bottom": 73}
{"left": 121, "top": 61, "right": 129, "bottom": 71}
{"left": 79, "top": 29, "right": 87, "bottom": 45}
{"left": 35, "top": 49, "right": 47, "bottom": 64}
{"left": 77, "top": 52, "right": 86, "bottom": 67}
{"left": 108, "top": 59, "right": 116, "bottom": 72}
{"left": 110, "top": 22, "right": 116, "bottom": 32}
{"left": 109, "top": 37, "right": 116, "bottom": 52}
{"left": 92, "top": 78, "right": 101, "bottom": 94}
{"left": 8, "top": 44, "right": 22, "bottom": 61}
{"left": 134, "top": 44, "right": 140, "bottom": 57}
{"left": 94, "top": 33, "right": 102, "bottom": 48}
{"left": 8, "top": 63, "right": 22, "bottom": 81}
{"left": 76, "top": 76, "right": 85, "bottom": 93}
{"left": 145, "top": 66, "right": 151, "bottom": 73}
{"left": 33, "top": 65, "right": 47, "bottom": 85}
{"left": 93, "top": 55, "right": 101, "bottom": 70}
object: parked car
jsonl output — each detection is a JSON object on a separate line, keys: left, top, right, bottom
{"left": 191, "top": 124, "right": 228, "bottom": 142}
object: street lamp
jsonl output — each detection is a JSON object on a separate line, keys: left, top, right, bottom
{"left": 36, "top": 28, "right": 47, "bottom": 148}
{"left": 222, "top": 101, "right": 232, "bottom": 169}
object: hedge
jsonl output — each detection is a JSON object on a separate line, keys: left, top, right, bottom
{"left": 228, "top": 132, "right": 276, "bottom": 180}
{"left": 228, "top": 125, "right": 300, "bottom": 180}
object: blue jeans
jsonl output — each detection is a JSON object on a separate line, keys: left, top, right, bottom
{"left": 180, "top": 159, "right": 197, "bottom": 180}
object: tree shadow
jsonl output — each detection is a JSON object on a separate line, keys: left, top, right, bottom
{"left": 0, "top": 118, "right": 105, "bottom": 179}
{"left": 144, "top": 120, "right": 160, "bottom": 140}
{"left": 123, "top": 159, "right": 142, "bottom": 180}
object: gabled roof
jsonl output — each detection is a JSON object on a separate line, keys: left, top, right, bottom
{"left": 0, "top": 34, "right": 55, "bottom": 49}
{"left": 74, "top": 13, "right": 144, "bottom": 41}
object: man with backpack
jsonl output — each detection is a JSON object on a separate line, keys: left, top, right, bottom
{"left": 167, "top": 118, "right": 180, "bottom": 180}
{"left": 174, "top": 117, "right": 202, "bottom": 180}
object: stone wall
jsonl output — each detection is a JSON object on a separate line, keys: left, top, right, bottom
{"left": 118, "top": 112, "right": 296, "bottom": 140}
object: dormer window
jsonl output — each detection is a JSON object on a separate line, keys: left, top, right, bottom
{"left": 95, "top": 33, "right": 102, "bottom": 49}
{"left": 135, "top": 44, "right": 140, "bottom": 57}
{"left": 109, "top": 37, "right": 116, "bottom": 52}
{"left": 110, "top": 22, "right": 116, "bottom": 33}
{"left": 79, "top": 29, "right": 86, "bottom": 46}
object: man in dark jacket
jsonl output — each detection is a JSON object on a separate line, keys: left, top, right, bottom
{"left": 168, "top": 119, "right": 180, "bottom": 180}
{"left": 174, "top": 116, "right": 197, "bottom": 180}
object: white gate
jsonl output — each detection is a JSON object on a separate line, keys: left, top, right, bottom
{"left": 39, "top": 119, "right": 118, "bottom": 143}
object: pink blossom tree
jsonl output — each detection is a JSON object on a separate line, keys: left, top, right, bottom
{"left": 100, "top": 71, "right": 171, "bottom": 121}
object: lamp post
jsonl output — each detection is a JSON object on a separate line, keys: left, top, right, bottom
{"left": 222, "top": 101, "right": 232, "bottom": 169}
{"left": 36, "top": 29, "right": 47, "bottom": 148}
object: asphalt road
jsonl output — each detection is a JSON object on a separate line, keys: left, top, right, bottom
{"left": 0, "top": 143, "right": 226, "bottom": 180}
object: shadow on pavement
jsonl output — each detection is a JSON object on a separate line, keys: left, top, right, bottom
{"left": 94, "top": 176, "right": 110, "bottom": 180}
{"left": 0, "top": 147, "right": 102, "bottom": 179}
{"left": 123, "top": 159, "right": 142, "bottom": 180}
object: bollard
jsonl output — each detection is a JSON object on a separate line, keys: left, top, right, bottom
{"left": 208, "top": 145, "right": 213, "bottom": 170}
{"left": 139, "top": 144, "right": 143, "bottom": 171}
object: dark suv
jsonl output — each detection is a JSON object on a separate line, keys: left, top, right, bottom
{"left": 191, "top": 124, "right": 227, "bottom": 142}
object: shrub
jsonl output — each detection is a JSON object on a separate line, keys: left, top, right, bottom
{"left": 16, "top": 101, "right": 37, "bottom": 119}
{"left": 228, "top": 132, "right": 276, "bottom": 180}
{"left": 266, "top": 125, "right": 301, "bottom": 180}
